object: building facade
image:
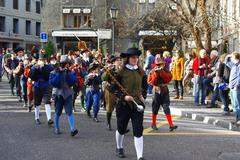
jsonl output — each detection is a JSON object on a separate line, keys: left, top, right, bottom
{"left": 0, "top": 0, "right": 42, "bottom": 50}
{"left": 41, "top": 0, "right": 108, "bottom": 54}
{"left": 218, "top": 0, "right": 240, "bottom": 53}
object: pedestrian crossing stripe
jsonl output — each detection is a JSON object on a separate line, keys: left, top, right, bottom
{"left": 143, "top": 132, "right": 240, "bottom": 136}
{"left": 143, "top": 116, "right": 180, "bottom": 134}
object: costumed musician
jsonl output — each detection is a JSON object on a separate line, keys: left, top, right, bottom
{"left": 147, "top": 54, "right": 178, "bottom": 131}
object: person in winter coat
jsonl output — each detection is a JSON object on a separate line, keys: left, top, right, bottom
{"left": 172, "top": 50, "right": 185, "bottom": 99}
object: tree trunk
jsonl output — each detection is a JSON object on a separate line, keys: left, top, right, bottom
{"left": 198, "top": 0, "right": 212, "bottom": 53}
{"left": 190, "top": 25, "right": 204, "bottom": 50}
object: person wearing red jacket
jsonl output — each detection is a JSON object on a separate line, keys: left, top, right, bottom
{"left": 69, "top": 57, "right": 87, "bottom": 111}
{"left": 147, "top": 54, "right": 178, "bottom": 131}
{"left": 192, "top": 49, "right": 210, "bottom": 106}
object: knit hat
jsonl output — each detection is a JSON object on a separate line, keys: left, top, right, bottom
{"left": 60, "top": 55, "right": 69, "bottom": 63}
{"left": 74, "top": 57, "right": 83, "bottom": 65}
{"left": 88, "top": 63, "right": 99, "bottom": 72}
{"left": 210, "top": 50, "right": 219, "bottom": 57}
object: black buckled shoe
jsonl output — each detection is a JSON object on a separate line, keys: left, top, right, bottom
{"left": 138, "top": 157, "right": 144, "bottom": 160}
{"left": 87, "top": 110, "right": 92, "bottom": 118}
{"left": 35, "top": 119, "right": 41, "bottom": 125}
{"left": 116, "top": 148, "right": 125, "bottom": 158}
{"left": 54, "top": 128, "right": 61, "bottom": 135}
{"left": 71, "top": 129, "right": 78, "bottom": 137}
{"left": 169, "top": 125, "right": 178, "bottom": 132}
{"left": 28, "top": 105, "right": 33, "bottom": 112}
{"left": 48, "top": 119, "right": 54, "bottom": 126}
{"left": 151, "top": 125, "right": 158, "bottom": 130}
{"left": 125, "top": 129, "right": 130, "bottom": 134}
{"left": 93, "top": 117, "right": 99, "bottom": 123}
{"left": 107, "top": 123, "right": 112, "bottom": 131}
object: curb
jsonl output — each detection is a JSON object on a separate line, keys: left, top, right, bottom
{"left": 170, "top": 107, "right": 240, "bottom": 132}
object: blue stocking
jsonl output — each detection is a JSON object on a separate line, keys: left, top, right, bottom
{"left": 67, "top": 115, "right": 75, "bottom": 131}
{"left": 55, "top": 113, "right": 60, "bottom": 129}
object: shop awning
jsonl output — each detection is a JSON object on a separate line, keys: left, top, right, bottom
{"left": 52, "top": 30, "right": 98, "bottom": 37}
{"left": 138, "top": 30, "right": 177, "bottom": 36}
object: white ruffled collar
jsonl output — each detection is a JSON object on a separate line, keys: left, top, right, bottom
{"left": 125, "top": 64, "right": 138, "bottom": 70}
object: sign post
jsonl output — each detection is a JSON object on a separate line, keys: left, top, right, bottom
{"left": 97, "top": 29, "right": 112, "bottom": 50}
{"left": 40, "top": 32, "right": 48, "bottom": 48}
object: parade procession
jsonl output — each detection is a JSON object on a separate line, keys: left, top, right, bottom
{"left": 1, "top": 0, "right": 240, "bottom": 160}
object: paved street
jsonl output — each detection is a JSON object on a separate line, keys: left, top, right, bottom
{"left": 1, "top": 77, "right": 240, "bottom": 160}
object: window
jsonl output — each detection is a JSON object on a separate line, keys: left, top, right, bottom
{"left": 83, "top": 15, "right": 92, "bottom": 28}
{"left": 63, "top": 14, "right": 73, "bottom": 28}
{"left": 13, "top": 0, "right": 18, "bottom": 9}
{"left": 13, "top": 18, "right": 19, "bottom": 34}
{"left": 26, "top": 0, "right": 31, "bottom": 12}
{"left": 36, "top": 22, "right": 41, "bottom": 36}
{"left": 148, "top": 0, "right": 155, "bottom": 3}
{"left": 139, "top": 0, "right": 146, "bottom": 3}
{"left": 36, "top": 1, "right": 41, "bottom": 14}
{"left": 63, "top": 14, "right": 92, "bottom": 28}
{"left": 74, "top": 15, "right": 82, "bottom": 28}
{"left": 0, "top": 16, "right": 5, "bottom": 32}
{"left": 26, "top": 20, "right": 31, "bottom": 35}
{"left": 0, "top": 0, "right": 5, "bottom": 7}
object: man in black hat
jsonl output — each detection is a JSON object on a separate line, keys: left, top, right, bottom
{"left": 4, "top": 49, "right": 23, "bottom": 102}
{"left": 29, "top": 53, "right": 54, "bottom": 125}
{"left": 113, "top": 48, "right": 145, "bottom": 160}
{"left": 49, "top": 55, "right": 78, "bottom": 136}
{"left": 69, "top": 57, "right": 87, "bottom": 112}
{"left": 85, "top": 63, "right": 102, "bottom": 122}
{"left": 102, "top": 55, "right": 121, "bottom": 130}
{"left": 21, "top": 53, "right": 32, "bottom": 108}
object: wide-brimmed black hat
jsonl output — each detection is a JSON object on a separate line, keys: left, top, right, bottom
{"left": 88, "top": 63, "right": 99, "bottom": 72}
{"left": 120, "top": 48, "right": 141, "bottom": 58}
{"left": 24, "top": 52, "right": 32, "bottom": 60}
{"left": 110, "top": 56, "right": 120, "bottom": 63}
{"left": 38, "top": 53, "right": 48, "bottom": 59}
{"left": 60, "top": 55, "right": 69, "bottom": 64}
{"left": 14, "top": 47, "right": 24, "bottom": 53}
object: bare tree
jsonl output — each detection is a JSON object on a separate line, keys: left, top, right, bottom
{"left": 168, "top": 0, "right": 220, "bottom": 52}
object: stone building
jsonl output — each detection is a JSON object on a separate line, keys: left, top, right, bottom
{"left": 41, "top": 0, "right": 108, "bottom": 54}
{"left": 218, "top": 0, "right": 240, "bottom": 53}
{"left": 0, "top": 0, "right": 42, "bottom": 50}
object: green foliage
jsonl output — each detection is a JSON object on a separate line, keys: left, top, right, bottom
{"left": 222, "top": 42, "right": 228, "bottom": 54}
{"left": 132, "top": 43, "right": 138, "bottom": 48}
{"left": 44, "top": 40, "right": 55, "bottom": 57}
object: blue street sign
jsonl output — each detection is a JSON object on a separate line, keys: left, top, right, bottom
{"left": 40, "top": 32, "right": 48, "bottom": 42}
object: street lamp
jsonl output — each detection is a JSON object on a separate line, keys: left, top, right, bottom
{"left": 110, "top": 4, "right": 119, "bottom": 55}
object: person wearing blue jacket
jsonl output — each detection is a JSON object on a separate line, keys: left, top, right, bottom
{"left": 85, "top": 63, "right": 102, "bottom": 122}
{"left": 29, "top": 53, "right": 54, "bottom": 125}
{"left": 49, "top": 55, "right": 78, "bottom": 136}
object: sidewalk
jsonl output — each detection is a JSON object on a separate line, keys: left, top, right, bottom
{"left": 145, "top": 93, "right": 240, "bottom": 132}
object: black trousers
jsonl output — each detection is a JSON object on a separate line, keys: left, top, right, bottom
{"left": 15, "top": 74, "right": 22, "bottom": 96}
{"left": 174, "top": 80, "right": 183, "bottom": 97}
{"left": 116, "top": 101, "right": 144, "bottom": 137}
{"left": 9, "top": 74, "right": 15, "bottom": 92}
{"left": 152, "top": 91, "right": 170, "bottom": 115}
{"left": 34, "top": 86, "right": 52, "bottom": 106}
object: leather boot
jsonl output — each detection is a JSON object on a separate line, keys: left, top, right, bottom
{"left": 107, "top": 112, "right": 112, "bottom": 130}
